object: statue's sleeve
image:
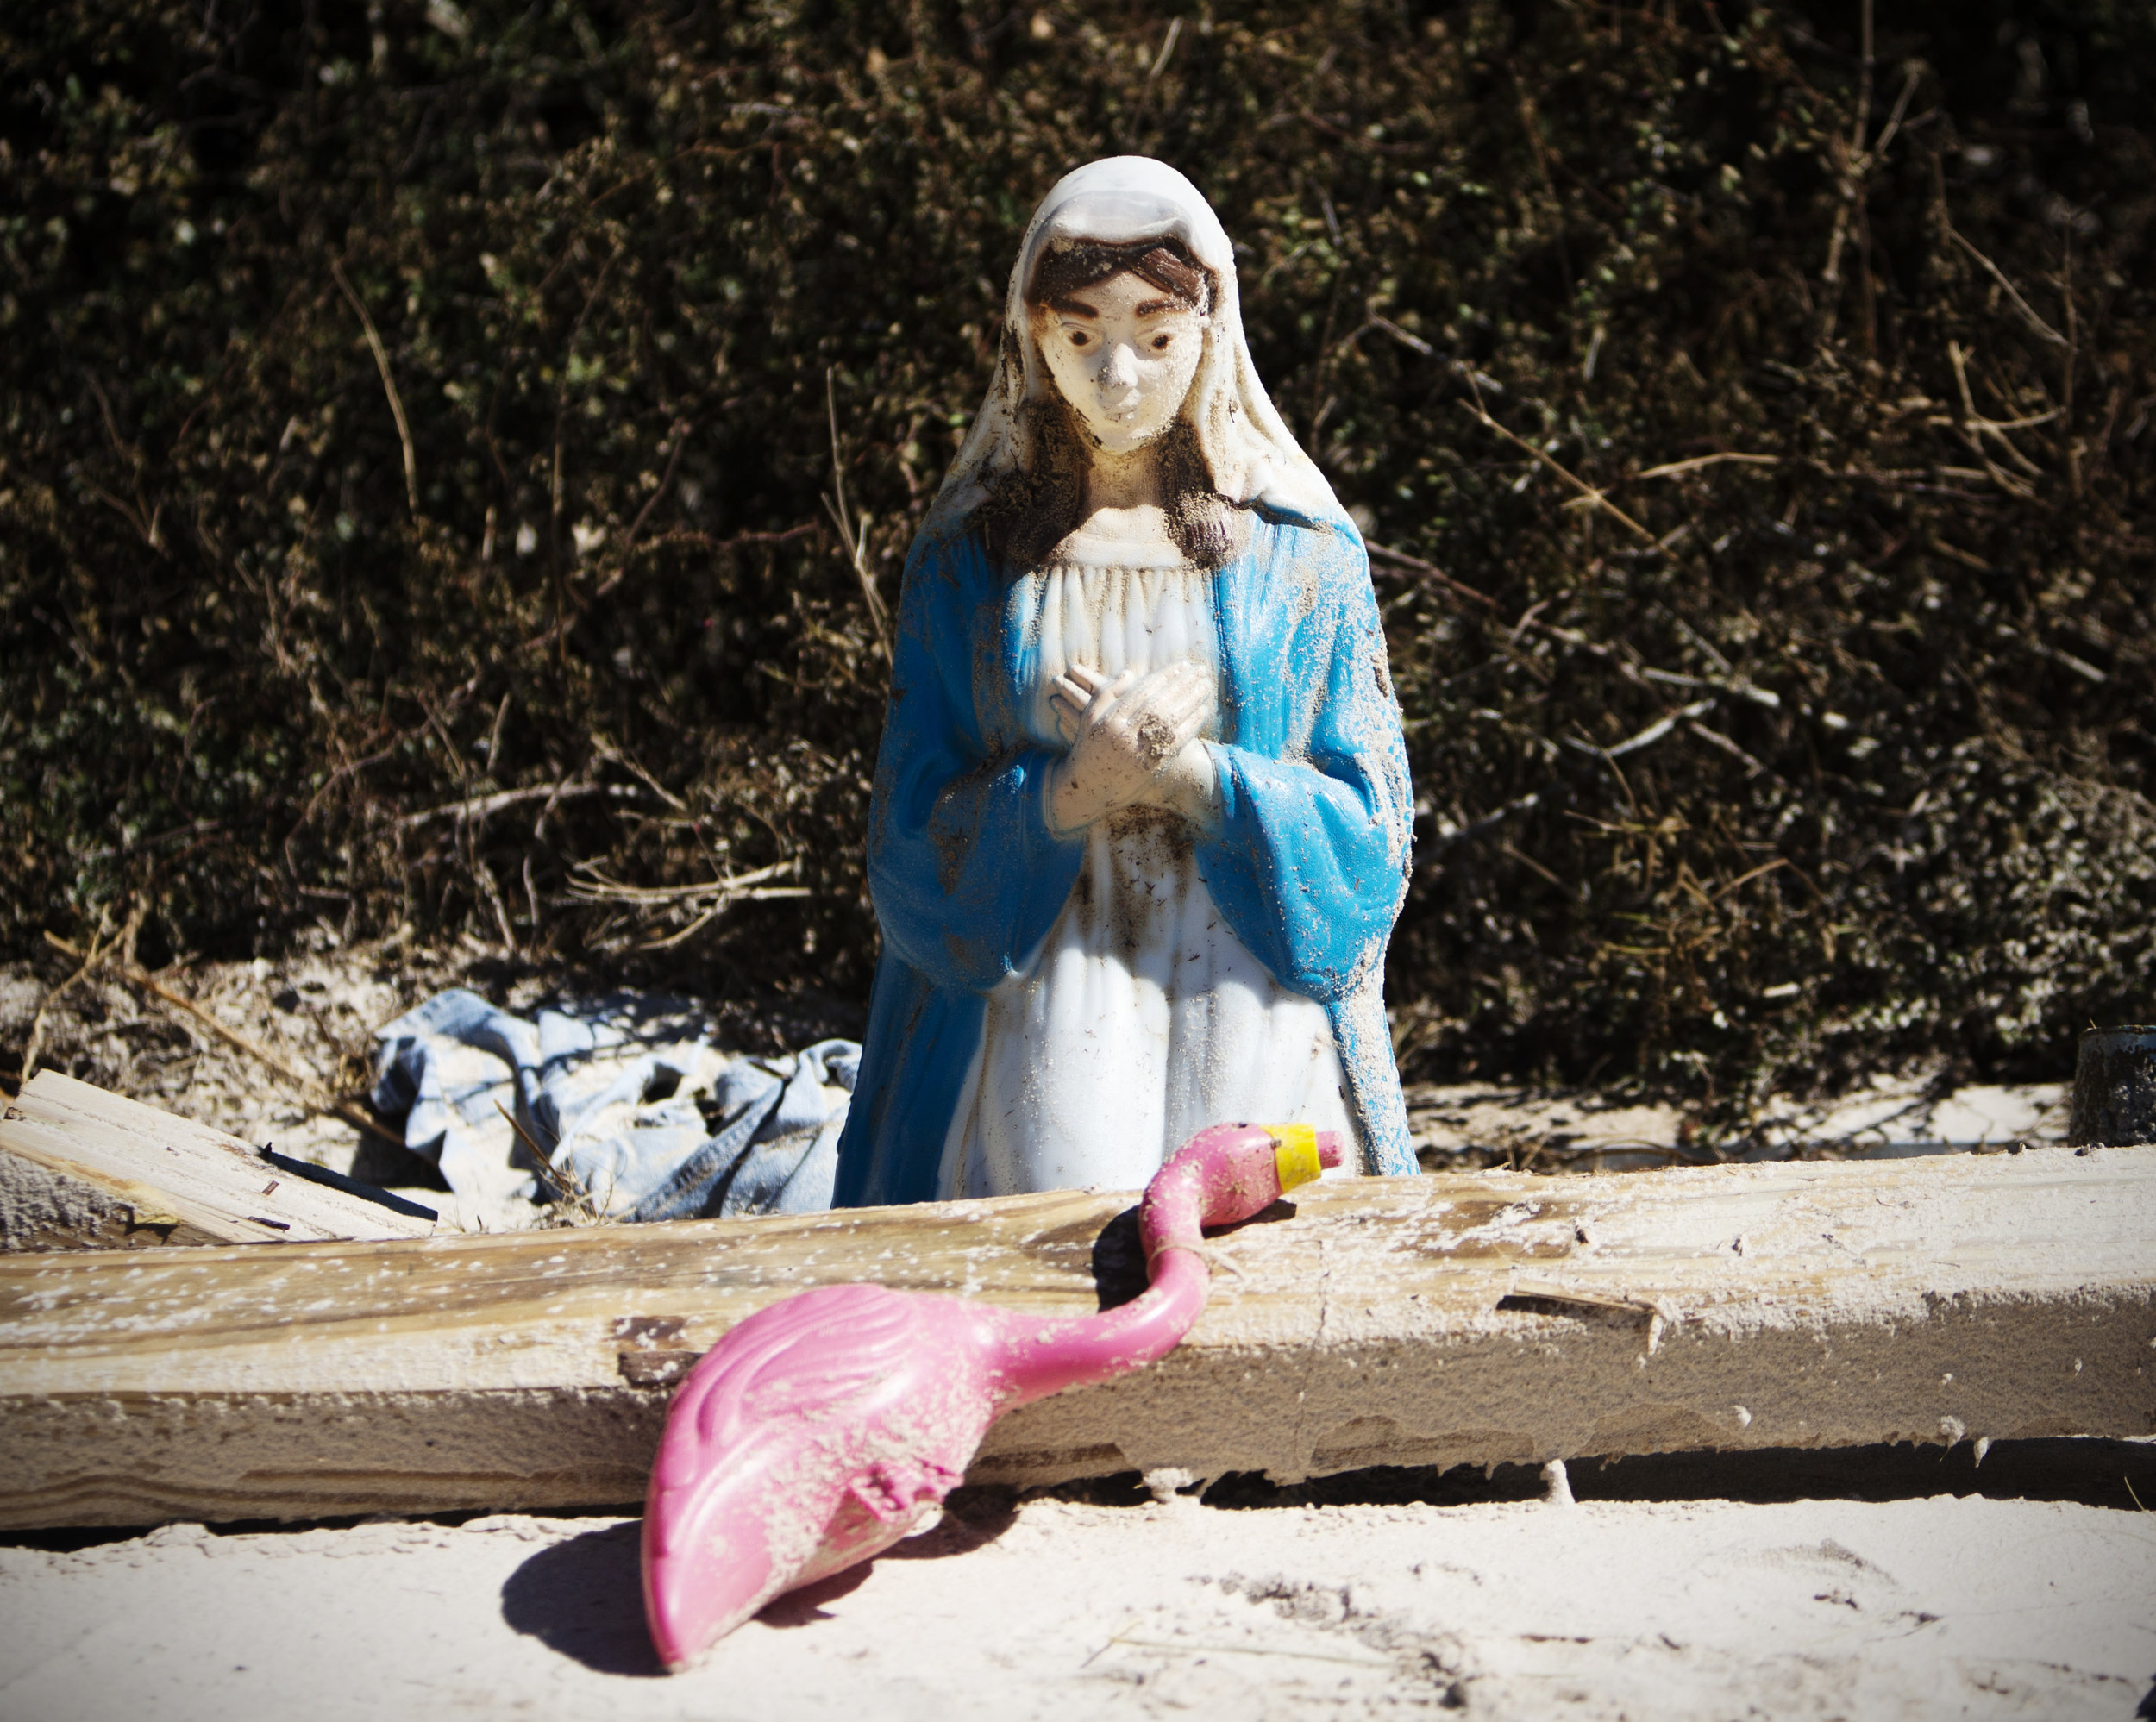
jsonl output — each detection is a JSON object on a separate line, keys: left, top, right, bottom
{"left": 865, "top": 533, "right": 1085, "bottom": 995}
{"left": 1198, "top": 532, "right": 1413, "bottom": 1006}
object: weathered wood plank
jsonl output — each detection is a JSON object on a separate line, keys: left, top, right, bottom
{"left": 0, "top": 1073, "right": 435, "bottom": 1250}
{"left": 1, "top": 1146, "right": 2150, "bottom": 1528}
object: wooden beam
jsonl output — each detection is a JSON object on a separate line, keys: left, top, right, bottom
{"left": 0, "top": 1073, "right": 435, "bottom": 1251}
{"left": 1, "top": 1145, "right": 2149, "bottom": 1529}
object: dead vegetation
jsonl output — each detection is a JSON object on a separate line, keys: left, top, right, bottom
{"left": 2, "top": 0, "right": 2150, "bottom": 1126}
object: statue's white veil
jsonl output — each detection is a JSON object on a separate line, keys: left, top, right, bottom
{"left": 927, "top": 156, "right": 1340, "bottom": 536}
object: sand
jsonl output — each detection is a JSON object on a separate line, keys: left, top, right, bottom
{"left": 4, "top": 1486, "right": 2152, "bottom": 1720}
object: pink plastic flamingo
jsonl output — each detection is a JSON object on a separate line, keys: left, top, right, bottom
{"left": 641, "top": 1120, "right": 1343, "bottom": 1669}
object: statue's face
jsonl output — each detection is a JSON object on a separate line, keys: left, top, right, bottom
{"left": 1033, "top": 270, "right": 1207, "bottom": 457}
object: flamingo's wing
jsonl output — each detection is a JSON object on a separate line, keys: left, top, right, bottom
{"left": 658, "top": 1283, "right": 918, "bottom": 1486}
{"left": 642, "top": 1284, "right": 931, "bottom": 1667}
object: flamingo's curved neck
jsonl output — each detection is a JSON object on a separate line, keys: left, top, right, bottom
{"left": 987, "top": 1125, "right": 1340, "bottom": 1408}
{"left": 989, "top": 1153, "right": 1218, "bottom": 1408}
{"left": 990, "top": 1247, "right": 1208, "bottom": 1407}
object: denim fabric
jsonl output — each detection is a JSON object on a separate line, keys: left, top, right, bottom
{"left": 372, "top": 987, "right": 857, "bottom": 1223}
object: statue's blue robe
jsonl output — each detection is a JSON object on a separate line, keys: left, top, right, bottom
{"left": 832, "top": 506, "right": 1416, "bottom": 1208}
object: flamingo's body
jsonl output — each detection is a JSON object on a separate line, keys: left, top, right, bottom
{"left": 642, "top": 1121, "right": 1342, "bottom": 1669}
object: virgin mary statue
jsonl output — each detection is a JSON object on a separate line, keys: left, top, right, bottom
{"left": 832, "top": 157, "right": 1415, "bottom": 1206}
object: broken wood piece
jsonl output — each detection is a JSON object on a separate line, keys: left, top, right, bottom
{"left": 0, "top": 1144, "right": 2148, "bottom": 1529}
{"left": 41, "top": 933, "right": 409, "bottom": 1150}
{"left": 0, "top": 1072, "right": 435, "bottom": 1251}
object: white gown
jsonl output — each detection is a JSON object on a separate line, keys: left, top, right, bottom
{"left": 937, "top": 530, "right": 1357, "bottom": 1199}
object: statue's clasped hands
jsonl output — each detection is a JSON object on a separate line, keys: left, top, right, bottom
{"left": 1047, "top": 661, "right": 1219, "bottom": 834}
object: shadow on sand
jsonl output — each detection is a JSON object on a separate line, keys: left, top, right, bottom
{"left": 500, "top": 1492, "right": 1020, "bottom": 1675}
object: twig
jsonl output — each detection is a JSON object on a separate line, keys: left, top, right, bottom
{"left": 2060, "top": 225, "right": 2080, "bottom": 499}
{"left": 329, "top": 255, "right": 421, "bottom": 517}
{"left": 636, "top": 893, "right": 805, "bottom": 951}
{"left": 20, "top": 909, "right": 131, "bottom": 1085}
{"left": 589, "top": 419, "right": 693, "bottom": 601}
{"left": 492, "top": 1094, "right": 551, "bottom": 1163}
{"left": 567, "top": 856, "right": 808, "bottom": 952}
{"left": 1820, "top": 51, "right": 1919, "bottom": 330}
{"left": 491, "top": 1096, "right": 604, "bottom": 1220}
{"left": 621, "top": 418, "right": 693, "bottom": 550}
{"left": 1118, "top": 15, "right": 1185, "bottom": 147}
{"left": 76, "top": 476, "right": 160, "bottom": 549}
{"left": 1507, "top": 598, "right": 1552, "bottom": 649}
{"left": 1364, "top": 542, "right": 1500, "bottom": 609}
{"left": 85, "top": 373, "right": 141, "bottom": 469}
{"left": 475, "top": 857, "right": 518, "bottom": 952}
{"left": 522, "top": 526, "right": 815, "bottom": 658}
{"left": 1566, "top": 697, "right": 1718, "bottom": 761}
{"left": 1947, "top": 341, "right": 2045, "bottom": 496}
{"left": 826, "top": 368, "right": 891, "bottom": 660}
{"left": 590, "top": 741, "right": 689, "bottom": 813}
{"left": 1871, "top": 61, "right": 1922, "bottom": 162}
{"left": 1144, "top": 16, "right": 1181, "bottom": 83}
{"left": 1820, "top": 149, "right": 1853, "bottom": 295}
{"left": 41, "top": 934, "right": 406, "bottom": 1149}
{"left": 1365, "top": 315, "right": 1434, "bottom": 357}
{"left": 1424, "top": 785, "right": 1564, "bottom": 860}
{"left": 564, "top": 858, "right": 799, "bottom": 905}
{"left": 1713, "top": 857, "right": 1790, "bottom": 901}
{"left": 1946, "top": 230, "right": 2068, "bottom": 347}
{"left": 1852, "top": 0, "right": 1874, "bottom": 160}
{"left": 1594, "top": 748, "right": 1638, "bottom": 816}
{"left": 395, "top": 780, "right": 649, "bottom": 831}
{"left": 1634, "top": 453, "right": 1781, "bottom": 480}
{"left": 542, "top": 238, "right": 628, "bottom": 666}
{"left": 623, "top": 524, "right": 817, "bottom": 557}
{"left": 1292, "top": 107, "right": 1418, "bottom": 155}
{"left": 1687, "top": 720, "right": 1771, "bottom": 779}
{"left": 415, "top": 686, "right": 481, "bottom": 897}
{"left": 1529, "top": 620, "right": 1781, "bottom": 711}
{"left": 1500, "top": 839, "right": 1567, "bottom": 892}
{"left": 82, "top": 819, "right": 222, "bottom": 866}
{"left": 288, "top": 724, "right": 429, "bottom": 867}
{"left": 1457, "top": 398, "right": 1652, "bottom": 541}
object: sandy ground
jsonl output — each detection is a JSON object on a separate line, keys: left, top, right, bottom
{"left": 3, "top": 1480, "right": 2153, "bottom": 1721}
{"left": 1405, "top": 1077, "right": 2069, "bottom": 1172}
